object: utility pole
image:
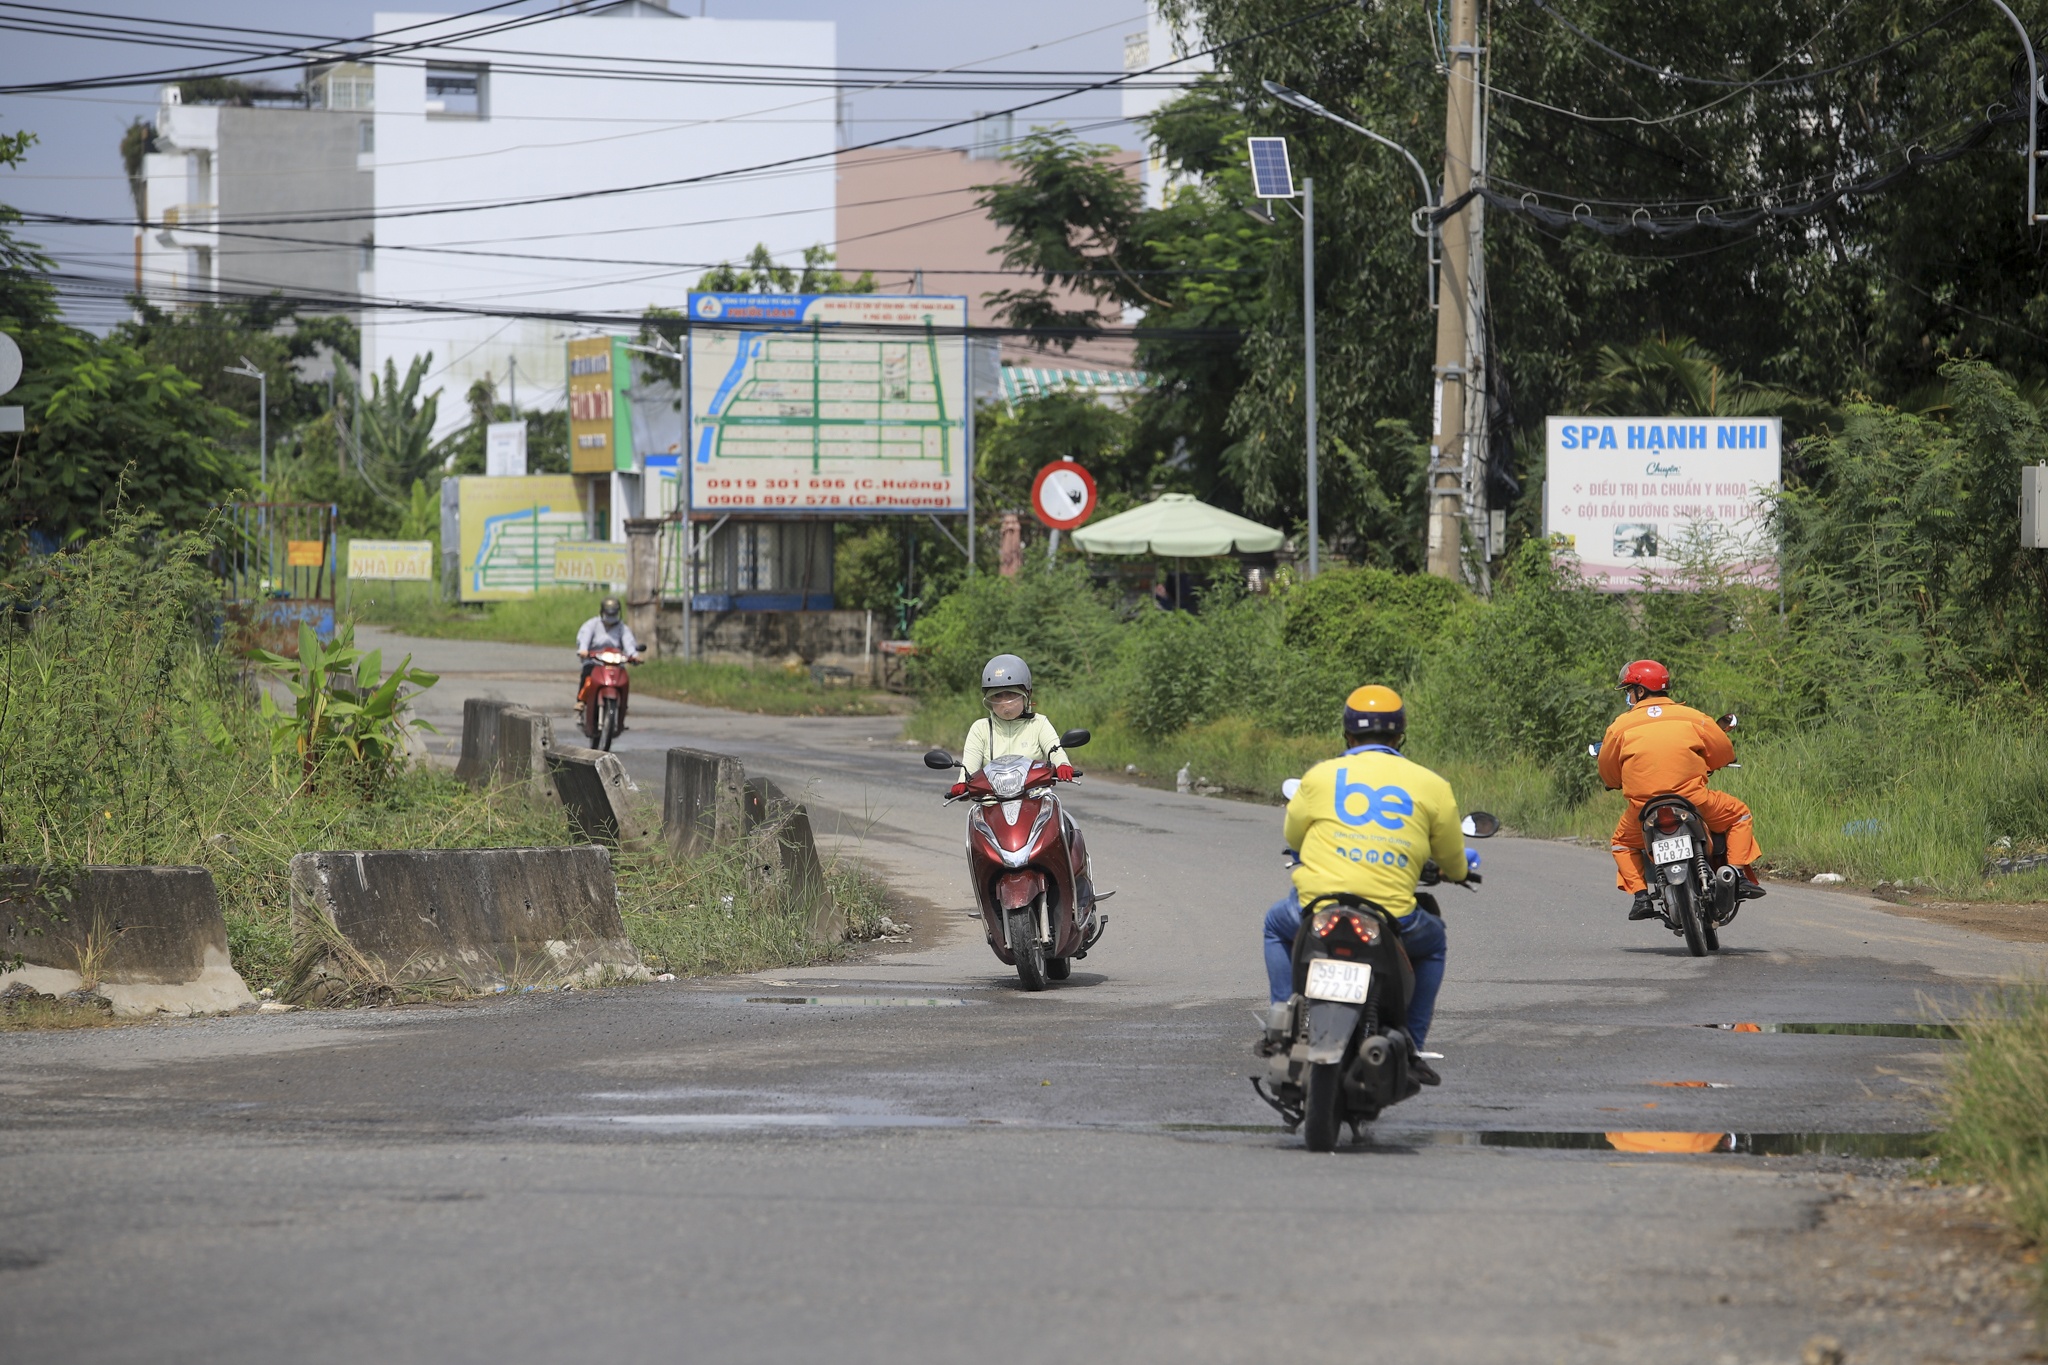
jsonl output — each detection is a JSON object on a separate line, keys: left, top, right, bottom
{"left": 507, "top": 353, "right": 518, "bottom": 416}
{"left": 225, "top": 356, "right": 268, "bottom": 488}
{"left": 1427, "top": 0, "right": 1483, "bottom": 580}
{"left": 1302, "top": 176, "right": 1318, "bottom": 579}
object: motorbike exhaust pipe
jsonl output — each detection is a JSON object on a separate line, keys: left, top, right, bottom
{"left": 1361, "top": 1035, "right": 1391, "bottom": 1068}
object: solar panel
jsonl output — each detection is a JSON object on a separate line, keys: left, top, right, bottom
{"left": 1247, "top": 137, "right": 1295, "bottom": 199}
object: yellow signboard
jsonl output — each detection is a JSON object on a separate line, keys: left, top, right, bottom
{"left": 346, "top": 539, "right": 435, "bottom": 581}
{"left": 567, "top": 335, "right": 627, "bottom": 474}
{"left": 551, "top": 539, "right": 628, "bottom": 585}
{"left": 454, "top": 475, "right": 589, "bottom": 602}
{"left": 286, "top": 539, "right": 326, "bottom": 567}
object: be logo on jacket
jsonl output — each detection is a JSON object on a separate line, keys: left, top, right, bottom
{"left": 1333, "top": 770, "right": 1415, "bottom": 830}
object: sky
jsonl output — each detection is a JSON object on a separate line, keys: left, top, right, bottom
{"left": 0, "top": 1, "right": 1158, "bottom": 328}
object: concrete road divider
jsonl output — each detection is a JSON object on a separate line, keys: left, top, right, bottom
{"left": 454, "top": 697, "right": 510, "bottom": 786}
{"left": 742, "top": 777, "right": 842, "bottom": 943}
{"left": 662, "top": 747, "right": 746, "bottom": 857}
{"left": 0, "top": 866, "right": 255, "bottom": 1016}
{"left": 498, "top": 705, "right": 555, "bottom": 801}
{"left": 286, "top": 846, "right": 649, "bottom": 1001}
{"left": 548, "top": 745, "right": 652, "bottom": 846}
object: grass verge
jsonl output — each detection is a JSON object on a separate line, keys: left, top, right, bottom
{"left": 635, "top": 659, "right": 901, "bottom": 718}
{"left": 618, "top": 838, "right": 894, "bottom": 977}
{"left": 1939, "top": 983, "right": 2048, "bottom": 1311}
{"left": 347, "top": 582, "right": 604, "bottom": 647}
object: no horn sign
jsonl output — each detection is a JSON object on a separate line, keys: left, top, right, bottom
{"left": 1031, "top": 460, "right": 1097, "bottom": 531}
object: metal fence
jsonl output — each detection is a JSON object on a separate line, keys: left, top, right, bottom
{"left": 219, "top": 501, "right": 339, "bottom": 655}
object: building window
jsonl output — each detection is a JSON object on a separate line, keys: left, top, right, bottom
{"left": 358, "top": 238, "right": 374, "bottom": 273}
{"left": 359, "top": 119, "right": 374, "bottom": 154}
{"left": 425, "top": 64, "right": 486, "bottom": 119}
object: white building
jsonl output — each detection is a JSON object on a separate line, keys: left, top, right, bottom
{"left": 1120, "top": 6, "right": 1213, "bottom": 209}
{"left": 365, "top": 4, "right": 837, "bottom": 442}
{"left": 136, "top": 65, "right": 374, "bottom": 307}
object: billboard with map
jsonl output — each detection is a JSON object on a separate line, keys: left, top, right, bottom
{"left": 686, "top": 293, "right": 969, "bottom": 515}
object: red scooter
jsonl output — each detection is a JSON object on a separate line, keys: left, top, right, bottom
{"left": 925, "top": 731, "right": 1106, "bottom": 991}
{"left": 577, "top": 647, "right": 638, "bottom": 751}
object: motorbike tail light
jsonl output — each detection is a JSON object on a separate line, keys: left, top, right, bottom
{"left": 1654, "top": 807, "right": 1681, "bottom": 833}
{"left": 1312, "top": 909, "right": 1380, "bottom": 959}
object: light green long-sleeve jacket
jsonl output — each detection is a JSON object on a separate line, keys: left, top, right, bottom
{"left": 960, "top": 713, "right": 1069, "bottom": 774}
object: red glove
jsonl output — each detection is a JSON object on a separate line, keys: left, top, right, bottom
{"left": 1056, "top": 764, "right": 1074, "bottom": 782}
{"left": 948, "top": 781, "right": 968, "bottom": 798}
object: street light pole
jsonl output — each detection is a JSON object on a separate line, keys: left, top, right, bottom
{"left": 1302, "top": 176, "right": 1318, "bottom": 580}
{"left": 224, "top": 355, "right": 267, "bottom": 487}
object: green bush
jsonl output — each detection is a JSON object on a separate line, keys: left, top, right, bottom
{"left": 910, "top": 560, "right": 1125, "bottom": 695}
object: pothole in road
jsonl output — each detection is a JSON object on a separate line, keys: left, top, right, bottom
{"left": 1704, "top": 1022, "right": 1960, "bottom": 1039}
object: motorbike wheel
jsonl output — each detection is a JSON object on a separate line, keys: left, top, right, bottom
{"left": 1675, "top": 882, "right": 1708, "bottom": 957}
{"left": 1046, "top": 956, "right": 1072, "bottom": 981}
{"left": 1010, "top": 908, "right": 1050, "bottom": 992}
{"left": 1303, "top": 1062, "right": 1344, "bottom": 1152}
{"left": 597, "top": 697, "right": 620, "bottom": 753}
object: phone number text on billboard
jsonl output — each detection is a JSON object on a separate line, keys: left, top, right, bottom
{"left": 695, "top": 476, "right": 960, "bottom": 511}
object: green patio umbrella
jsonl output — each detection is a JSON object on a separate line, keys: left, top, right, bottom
{"left": 1068, "top": 493, "right": 1285, "bottom": 557}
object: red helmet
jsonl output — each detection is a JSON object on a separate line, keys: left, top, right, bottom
{"left": 1617, "top": 659, "right": 1670, "bottom": 692}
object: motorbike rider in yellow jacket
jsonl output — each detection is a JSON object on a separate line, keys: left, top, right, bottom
{"left": 1260, "top": 685, "right": 1474, "bottom": 1084}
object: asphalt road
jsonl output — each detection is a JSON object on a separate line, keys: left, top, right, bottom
{"left": 2, "top": 629, "right": 2039, "bottom": 1364}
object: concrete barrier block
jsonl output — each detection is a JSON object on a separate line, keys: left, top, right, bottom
{"left": 548, "top": 745, "right": 652, "bottom": 847}
{"left": 741, "top": 777, "right": 841, "bottom": 943}
{"left": 454, "top": 697, "right": 511, "bottom": 786}
{"left": 662, "top": 747, "right": 746, "bottom": 857}
{"left": 497, "top": 705, "right": 555, "bottom": 800}
{"left": 286, "top": 846, "right": 648, "bottom": 1001}
{"left": 0, "top": 866, "right": 255, "bottom": 1016}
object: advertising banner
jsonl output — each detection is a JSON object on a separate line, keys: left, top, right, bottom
{"left": 346, "top": 539, "right": 435, "bottom": 581}
{"left": 453, "top": 475, "right": 590, "bottom": 601}
{"left": 485, "top": 421, "right": 528, "bottom": 478}
{"left": 551, "top": 539, "right": 628, "bottom": 586}
{"left": 687, "top": 292, "right": 970, "bottom": 515}
{"left": 567, "top": 335, "right": 633, "bottom": 474}
{"left": 1544, "top": 417, "right": 1781, "bottom": 589}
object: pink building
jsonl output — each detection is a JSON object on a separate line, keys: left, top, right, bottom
{"left": 835, "top": 145, "right": 1139, "bottom": 374}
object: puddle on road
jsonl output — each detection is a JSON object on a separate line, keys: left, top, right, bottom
{"left": 1705, "top": 1022, "right": 1960, "bottom": 1039}
{"left": 740, "top": 995, "right": 976, "bottom": 1008}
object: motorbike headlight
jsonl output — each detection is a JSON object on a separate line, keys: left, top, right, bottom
{"left": 983, "top": 756, "right": 1030, "bottom": 799}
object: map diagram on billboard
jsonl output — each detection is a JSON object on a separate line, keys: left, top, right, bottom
{"left": 455, "top": 476, "right": 590, "bottom": 601}
{"left": 688, "top": 293, "right": 969, "bottom": 514}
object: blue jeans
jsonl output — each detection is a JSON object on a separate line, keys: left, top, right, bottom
{"left": 1262, "top": 887, "right": 1448, "bottom": 1050}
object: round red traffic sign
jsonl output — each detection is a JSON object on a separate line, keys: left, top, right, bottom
{"left": 1030, "top": 460, "right": 1097, "bottom": 531}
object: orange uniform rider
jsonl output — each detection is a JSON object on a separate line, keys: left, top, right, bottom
{"left": 1600, "top": 659, "right": 1767, "bottom": 921}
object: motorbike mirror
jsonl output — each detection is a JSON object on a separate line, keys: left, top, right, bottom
{"left": 1587, "top": 741, "right": 1603, "bottom": 758}
{"left": 1059, "top": 728, "right": 1091, "bottom": 750}
{"left": 923, "top": 749, "right": 956, "bottom": 771}
{"left": 1462, "top": 811, "right": 1501, "bottom": 839}
{"left": 1281, "top": 778, "right": 1302, "bottom": 801}
{"left": 1718, "top": 713, "right": 1738, "bottom": 730}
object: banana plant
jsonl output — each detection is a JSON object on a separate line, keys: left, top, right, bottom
{"left": 254, "top": 622, "right": 439, "bottom": 784}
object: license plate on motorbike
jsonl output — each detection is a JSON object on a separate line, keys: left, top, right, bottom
{"left": 1304, "top": 959, "right": 1370, "bottom": 1004}
{"left": 1651, "top": 835, "right": 1694, "bottom": 865}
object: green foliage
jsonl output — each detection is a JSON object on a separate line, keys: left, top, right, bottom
{"left": 696, "top": 243, "right": 875, "bottom": 295}
{"left": 253, "top": 621, "right": 439, "bottom": 787}
{"left": 1939, "top": 983, "right": 2048, "bottom": 1308}
{"left": 356, "top": 354, "right": 442, "bottom": 490}
{"left": 4, "top": 331, "right": 246, "bottom": 540}
{"left": 909, "top": 560, "right": 1126, "bottom": 695}
{"left": 975, "top": 389, "right": 1140, "bottom": 515}
{"left": 1578, "top": 335, "right": 1810, "bottom": 421}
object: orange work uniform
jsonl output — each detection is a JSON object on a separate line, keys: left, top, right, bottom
{"left": 1599, "top": 695, "right": 1760, "bottom": 893}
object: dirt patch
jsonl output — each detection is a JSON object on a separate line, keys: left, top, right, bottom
{"left": 1778, "top": 1173, "right": 2041, "bottom": 1363}
{"left": 1876, "top": 901, "right": 2048, "bottom": 945}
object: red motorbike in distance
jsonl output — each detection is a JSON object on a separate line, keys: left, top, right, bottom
{"left": 577, "top": 647, "right": 638, "bottom": 752}
{"left": 925, "top": 732, "right": 1107, "bottom": 991}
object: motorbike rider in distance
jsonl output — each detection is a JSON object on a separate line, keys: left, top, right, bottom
{"left": 952, "top": 654, "right": 1074, "bottom": 797}
{"left": 575, "top": 596, "right": 644, "bottom": 728}
{"left": 1260, "top": 685, "right": 1474, "bottom": 1086}
{"left": 1601, "top": 659, "right": 1767, "bottom": 921}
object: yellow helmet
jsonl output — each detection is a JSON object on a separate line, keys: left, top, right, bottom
{"left": 1342, "top": 685, "right": 1405, "bottom": 744}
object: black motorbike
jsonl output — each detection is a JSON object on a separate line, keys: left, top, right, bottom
{"left": 1591, "top": 714, "right": 1744, "bottom": 959}
{"left": 1254, "top": 807, "right": 1498, "bottom": 1152}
